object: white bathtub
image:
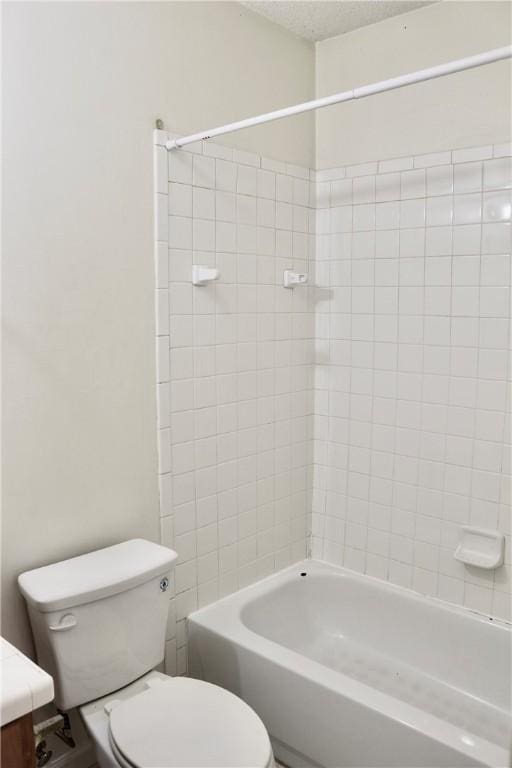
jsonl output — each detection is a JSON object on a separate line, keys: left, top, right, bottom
{"left": 188, "top": 559, "right": 511, "bottom": 768}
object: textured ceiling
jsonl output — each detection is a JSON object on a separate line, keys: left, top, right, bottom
{"left": 241, "top": 1, "right": 438, "bottom": 42}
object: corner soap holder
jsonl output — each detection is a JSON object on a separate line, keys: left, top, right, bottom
{"left": 454, "top": 526, "right": 505, "bottom": 570}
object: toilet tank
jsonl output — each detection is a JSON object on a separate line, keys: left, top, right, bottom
{"left": 18, "top": 539, "right": 178, "bottom": 710}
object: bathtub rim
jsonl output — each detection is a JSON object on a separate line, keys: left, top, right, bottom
{"left": 191, "top": 558, "right": 511, "bottom": 631}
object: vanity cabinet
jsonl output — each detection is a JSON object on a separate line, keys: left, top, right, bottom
{"left": 1, "top": 713, "right": 35, "bottom": 768}
{"left": 0, "top": 637, "right": 53, "bottom": 768}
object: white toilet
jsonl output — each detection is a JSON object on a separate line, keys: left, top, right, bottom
{"left": 18, "top": 539, "right": 275, "bottom": 768}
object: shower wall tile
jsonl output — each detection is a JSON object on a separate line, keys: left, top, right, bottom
{"left": 156, "top": 129, "right": 511, "bottom": 677}
{"left": 312, "top": 142, "right": 511, "bottom": 623}
{"left": 154, "top": 132, "right": 314, "bottom": 674}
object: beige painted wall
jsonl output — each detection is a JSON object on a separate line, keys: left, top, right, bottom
{"left": 316, "top": 1, "right": 512, "bottom": 168}
{"left": 2, "top": 1, "right": 314, "bottom": 655}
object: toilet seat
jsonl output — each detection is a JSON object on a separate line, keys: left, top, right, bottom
{"left": 107, "top": 676, "right": 273, "bottom": 768}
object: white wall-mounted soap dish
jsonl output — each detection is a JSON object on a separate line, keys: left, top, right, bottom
{"left": 454, "top": 526, "right": 505, "bottom": 570}
{"left": 283, "top": 270, "right": 308, "bottom": 289}
{"left": 192, "top": 265, "right": 220, "bottom": 286}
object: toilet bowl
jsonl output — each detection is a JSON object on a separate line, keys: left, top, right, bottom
{"left": 81, "top": 671, "right": 274, "bottom": 768}
{"left": 18, "top": 539, "right": 275, "bottom": 768}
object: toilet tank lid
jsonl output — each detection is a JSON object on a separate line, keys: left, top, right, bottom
{"left": 18, "top": 539, "right": 178, "bottom": 613}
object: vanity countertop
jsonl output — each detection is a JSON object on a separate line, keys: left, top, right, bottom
{"left": 0, "top": 637, "right": 54, "bottom": 726}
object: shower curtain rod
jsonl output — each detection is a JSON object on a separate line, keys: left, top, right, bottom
{"left": 166, "top": 45, "right": 512, "bottom": 151}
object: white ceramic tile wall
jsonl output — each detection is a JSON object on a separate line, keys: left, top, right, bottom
{"left": 311, "top": 143, "right": 512, "bottom": 622}
{"left": 154, "top": 131, "right": 315, "bottom": 674}
{"left": 156, "top": 131, "right": 511, "bottom": 669}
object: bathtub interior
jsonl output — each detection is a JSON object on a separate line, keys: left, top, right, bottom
{"left": 238, "top": 566, "right": 511, "bottom": 749}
